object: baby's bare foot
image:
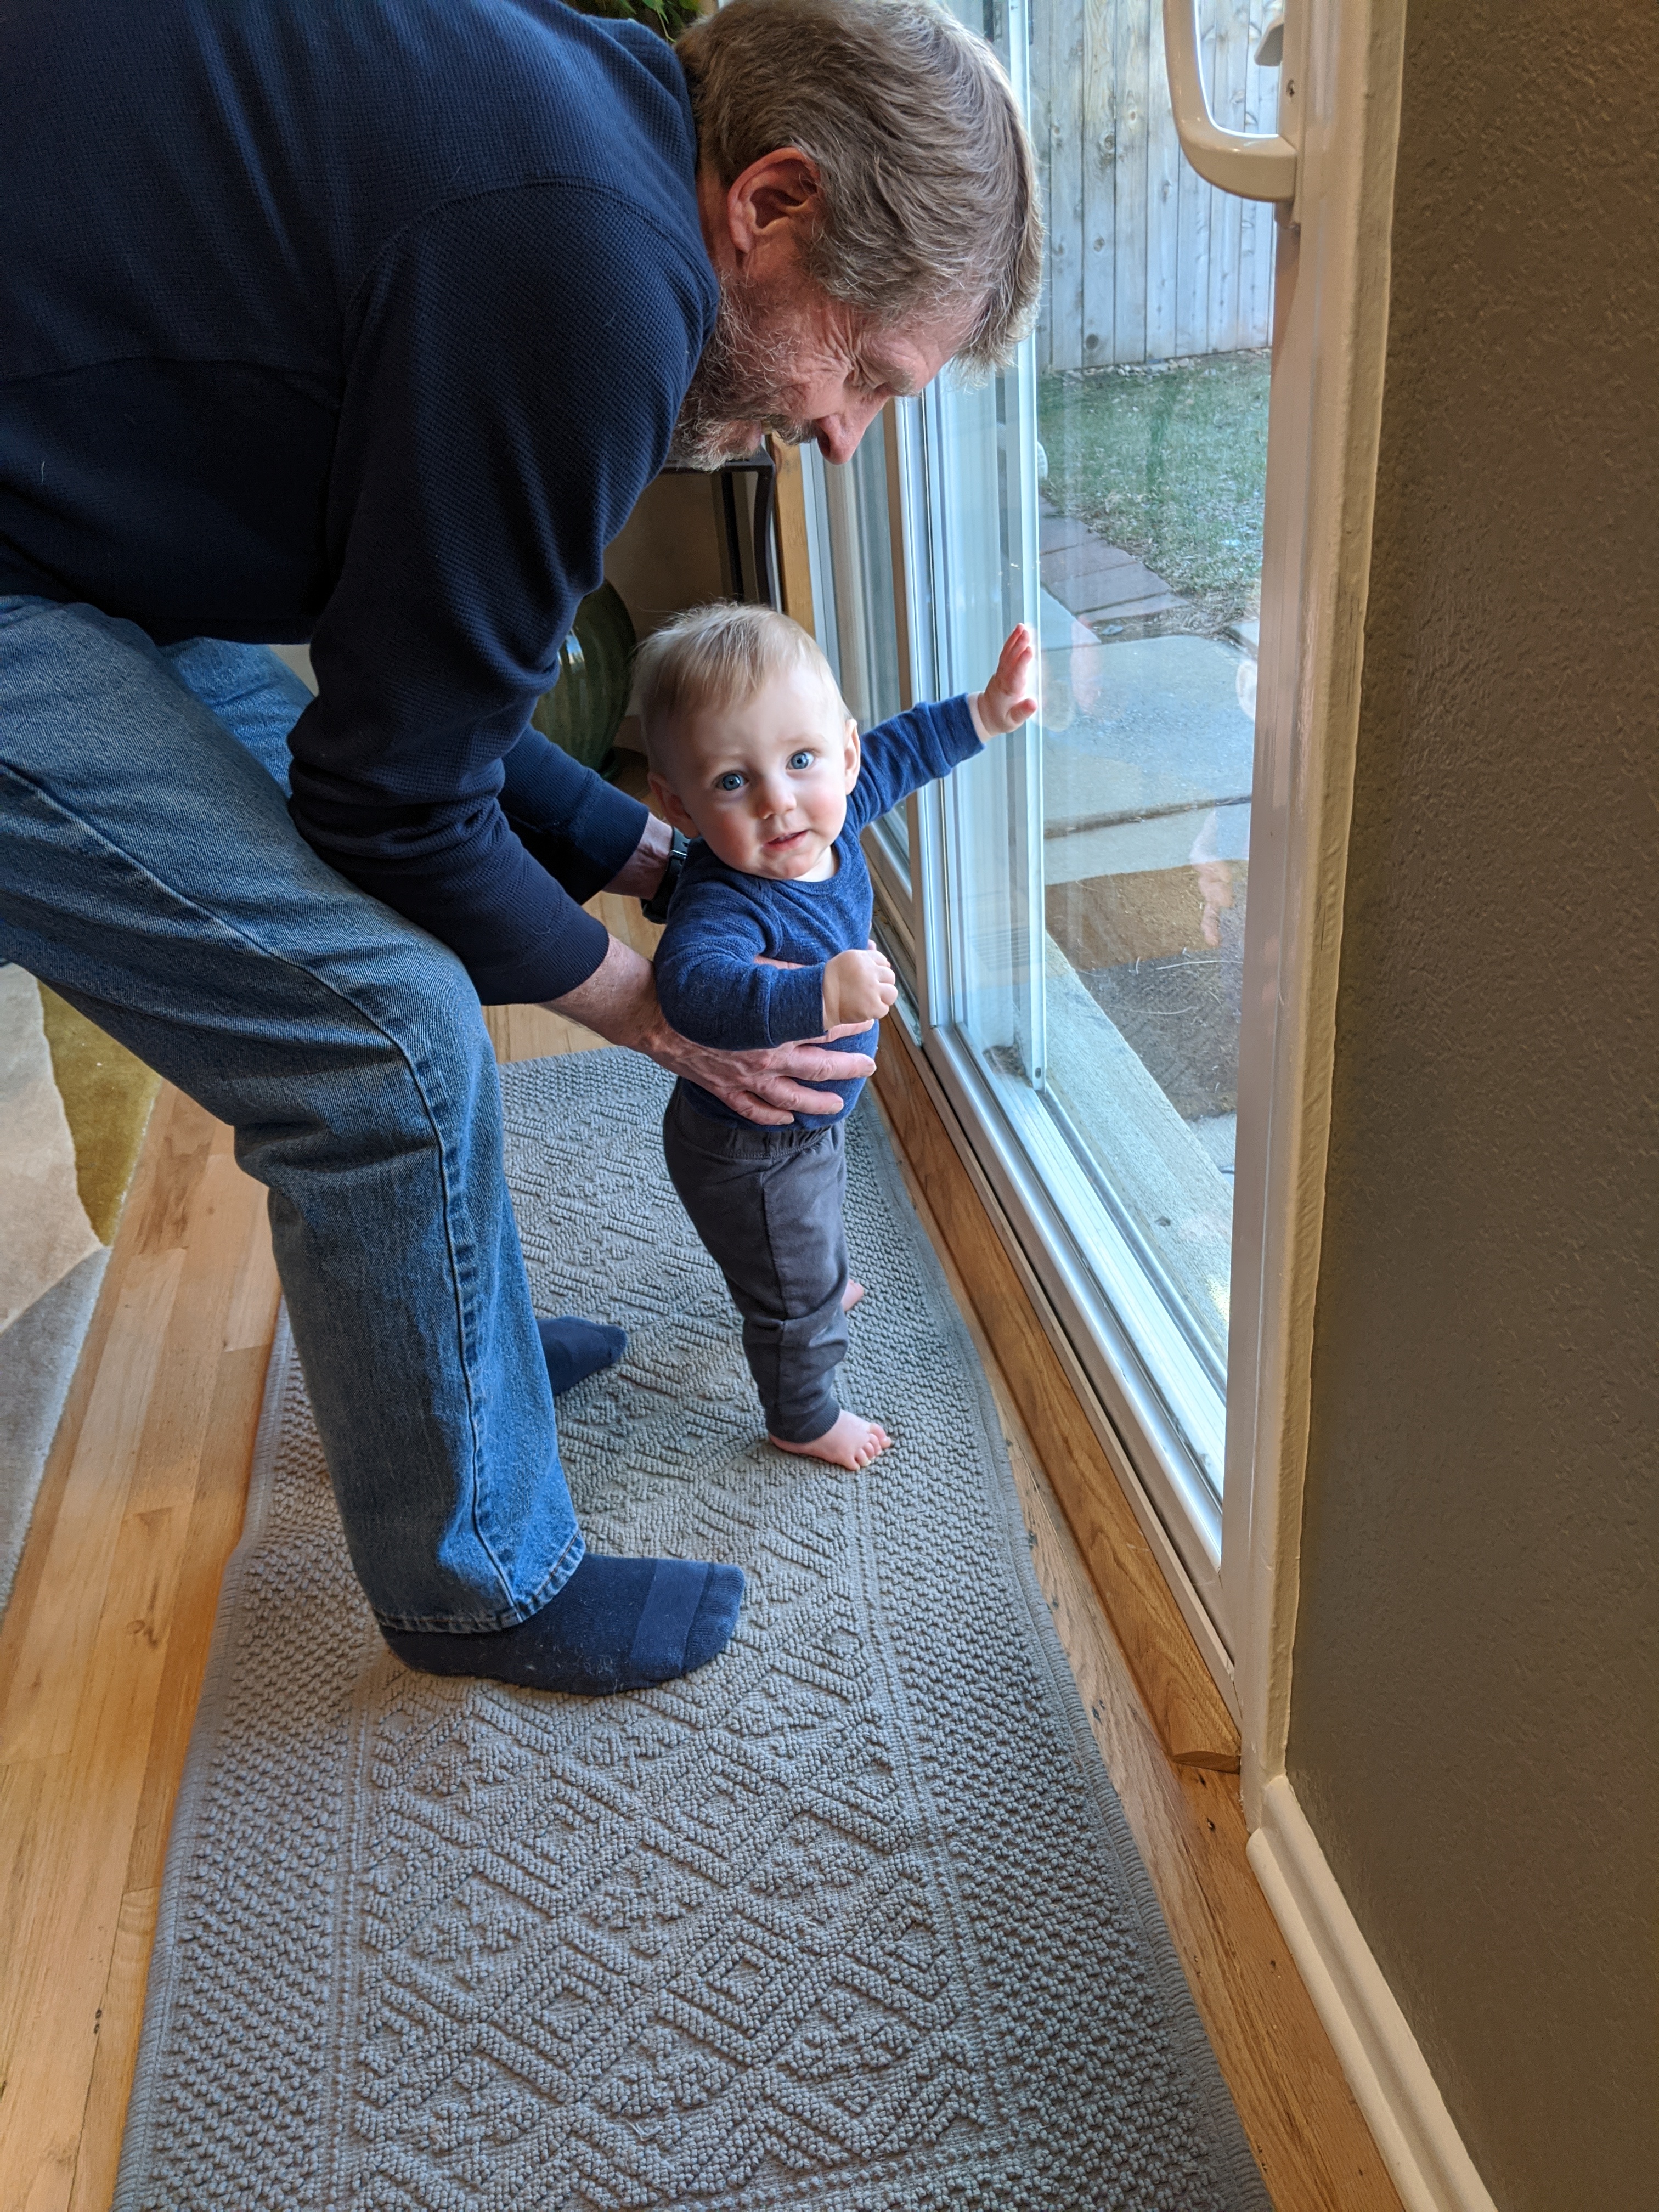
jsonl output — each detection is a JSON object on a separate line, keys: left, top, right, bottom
{"left": 841, "top": 1279, "right": 865, "bottom": 1314}
{"left": 770, "top": 1409, "right": 891, "bottom": 1471}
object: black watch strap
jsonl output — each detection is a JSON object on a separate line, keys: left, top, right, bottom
{"left": 640, "top": 829, "right": 689, "bottom": 926}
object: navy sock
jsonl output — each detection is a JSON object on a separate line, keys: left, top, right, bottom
{"left": 537, "top": 1314, "right": 627, "bottom": 1396}
{"left": 381, "top": 1552, "right": 744, "bottom": 1695}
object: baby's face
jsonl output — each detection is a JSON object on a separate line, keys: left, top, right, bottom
{"left": 648, "top": 663, "right": 860, "bottom": 882}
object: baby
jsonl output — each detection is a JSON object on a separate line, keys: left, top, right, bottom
{"left": 633, "top": 602, "right": 1036, "bottom": 1471}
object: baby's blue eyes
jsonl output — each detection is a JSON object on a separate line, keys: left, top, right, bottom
{"left": 712, "top": 753, "right": 815, "bottom": 793}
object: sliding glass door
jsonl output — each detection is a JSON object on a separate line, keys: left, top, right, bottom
{"left": 832, "top": 0, "right": 1289, "bottom": 1654}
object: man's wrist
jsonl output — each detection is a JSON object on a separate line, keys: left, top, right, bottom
{"left": 641, "top": 829, "right": 689, "bottom": 924}
{"left": 598, "top": 810, "right": 673, "bottom": 900}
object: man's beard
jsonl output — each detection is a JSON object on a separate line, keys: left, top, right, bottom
{"left": 667, "top": 272, "right": 818, "bottom": 471}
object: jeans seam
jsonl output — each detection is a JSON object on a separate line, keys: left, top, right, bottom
{"left": 1, "top": 757, "right": 531, "bottom": 1618}
{"left": 373, "top": 1525, "right": 586, "bottom": 1636}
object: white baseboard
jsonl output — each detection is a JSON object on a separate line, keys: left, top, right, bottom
{"left": 1248, "top": 1776, "right": 1499, "bottom": 2212}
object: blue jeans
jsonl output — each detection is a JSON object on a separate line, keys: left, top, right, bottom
{"left": 0, "top": 596, "right": 583, "bottom": 1630}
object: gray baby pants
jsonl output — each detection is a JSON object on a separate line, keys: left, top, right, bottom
{"left": 662, "top": 1085, "right": 849, "bottom": 1445}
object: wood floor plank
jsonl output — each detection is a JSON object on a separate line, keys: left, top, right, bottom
{"left": 0, "top": 1250, "right": 184, "bottom": 1762}
{"left": 221, "top": 1161, "right": 280, "bottom": 1355}
{"left": 0, "top": 1751, "right": 65, "bottom": 2022}
{"left": 69, "top": 1885, "right": 160, "bottom": 2212}
{"left": 0, "top": 1086, "right": 200, "bottom": 1720}
{"left": 122, "top": 1156, "right": 263, "bottom": 1522}
{"left": 123, "top": 1342, "right": 273, "bottom": 1892}
{"left": 484, "top": 1001, "right": 607, "bottom": 1063}
{"left": 118, "top": 1085, "right": 216, "bottom": 1260}
{"left": 0, "top": 1496, "right": 190, "bottom": 2212}
{"left": 0, "top": 1090, "right": 278, "bottom": 2212}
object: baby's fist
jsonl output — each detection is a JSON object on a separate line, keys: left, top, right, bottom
{"left": 972, "top": 623, "right": 1039, "bottom": 740}
{"left": 822, "top": 944, "right": 898, "bottom": 1032}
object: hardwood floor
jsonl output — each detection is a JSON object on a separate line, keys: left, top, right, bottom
{"left": 0, "top": 915, "right": 1399, "bottom": 2209}
{"left": 0, "top": 1088, "right": 279, "bottom": 2212}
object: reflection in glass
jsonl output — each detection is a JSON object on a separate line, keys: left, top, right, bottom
{"left": 907, "top": 0, "right": 1278, "bottom": 1504}
{"left": 802, "top": 436, "right": 909, "bottom": 860}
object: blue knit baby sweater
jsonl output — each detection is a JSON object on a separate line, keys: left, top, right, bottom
{"left": 654, "top": 697, "right": 982, "bottom": 1127}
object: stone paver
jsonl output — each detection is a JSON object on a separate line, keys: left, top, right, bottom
{"left": 1037, "top": 501, "right": 1186, "bottom": 629}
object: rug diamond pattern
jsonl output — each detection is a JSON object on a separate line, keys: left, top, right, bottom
{"left": 115, "top": 1052, "right": 1267, "bottom": 2212}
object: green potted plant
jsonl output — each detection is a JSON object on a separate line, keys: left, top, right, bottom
{"left": 531, "top": 582, "right": 637, "bottom": 778}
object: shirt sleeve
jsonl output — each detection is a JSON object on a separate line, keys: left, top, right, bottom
{"left": 497, "top": 734, "right": 648, "bottom": 908}
{"left": 286, "top": 183, "right": 714, "bottom": 1005}
{"left": 654, "top": 875, "right": 828, "bottom": 1050}
{"left": 845, "top": 695, "right": 985, "bottom": 835}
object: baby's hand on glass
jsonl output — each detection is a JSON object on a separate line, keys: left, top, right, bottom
{"left": 1194, "top": 858, "right": 1234, "bottom": 949}
{"left": 822, "top": 944, "right": 898, "bottom": 1031}
{"left": 972, "top": 623, "right": 1039, "bottom": 741}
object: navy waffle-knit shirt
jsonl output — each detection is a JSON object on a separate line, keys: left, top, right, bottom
{"left": 0, "top": 0, "right": 718, "bottom": 1005}
{"left": 654, "top": 697, "right": 983, "bottom": 1127}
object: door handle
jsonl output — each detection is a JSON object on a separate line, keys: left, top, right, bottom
{"left": 1162, "top": 0, "right": 1298, "bottom": 202}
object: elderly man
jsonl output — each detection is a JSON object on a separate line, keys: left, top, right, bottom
{"left": 0, "top": 0, "right": 1039, "bottom": 1691}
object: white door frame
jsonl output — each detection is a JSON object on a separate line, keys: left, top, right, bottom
{"left": 868, "top": 0, "right": 1409, "bottom": 1813}
{"left": 1218, "top": 0, "right": 1408, "bottom": 1822}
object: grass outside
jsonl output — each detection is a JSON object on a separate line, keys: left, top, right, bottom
{"left": 1038, "top": 350, "right": 1272, "bottom": 637}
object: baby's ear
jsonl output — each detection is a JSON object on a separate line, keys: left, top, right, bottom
{"left": 842, "top": 718, "right": 861, "bottom": 790}
{"left": 648, "top": 770, "right": 698, "bottom": 840}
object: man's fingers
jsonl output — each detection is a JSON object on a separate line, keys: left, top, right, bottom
{"left": 752, "top": 1081, "right": 850, "bottom": 1115}
{"left": 775, "top": 1048, "right": 875, "bottom": 1078}
{"left": 722, "top": 1094, "right": 799, "bottom": 1126}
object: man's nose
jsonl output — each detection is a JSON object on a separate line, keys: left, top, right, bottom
{"left": 814, "top": 393, "right": 886, "bottom": 467}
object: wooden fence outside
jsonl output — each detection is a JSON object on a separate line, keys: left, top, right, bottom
{"left": 1031, "top": 0, "right": 1282, "bottom": 370}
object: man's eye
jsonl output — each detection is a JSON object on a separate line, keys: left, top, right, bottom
{"left": 788, "top": 750, "right": 815, "bottom": 771}
{"left": 715, "top": 772, "right": 745, "bottom": 793}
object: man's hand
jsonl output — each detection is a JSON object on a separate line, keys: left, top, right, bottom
{"left": 970, "top": 622, "right": 1039, "bottom": 741}
{"left": 821, "top": 944, "right": 898, "bottom": 1031}
{"left": 540, "top": 935, "right": 874, "bottom": 1125}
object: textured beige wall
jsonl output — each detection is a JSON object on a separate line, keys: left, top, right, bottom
{"left": 1287, "top": 6, "right": 1658, "bottom": 2209}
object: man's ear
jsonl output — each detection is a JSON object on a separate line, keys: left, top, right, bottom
{"left": 724, "top": 147, "right": 822, "bottom": 261}
{"left": 842, "top": 718, "right": 861, "bottom": 793}
{"left": 648, "top": 771, "right": 698, "bottom": 841}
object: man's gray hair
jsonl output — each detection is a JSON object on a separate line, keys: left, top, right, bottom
{"left": 677, "top": 0, "right": 1042, "bottom": 373}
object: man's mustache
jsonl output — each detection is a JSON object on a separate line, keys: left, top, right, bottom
{"left": 668, "top": 274, "right": 822, "bottom": 469}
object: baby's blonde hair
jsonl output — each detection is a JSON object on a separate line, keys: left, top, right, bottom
{"left": 628, "top": 602, "right": 844, "bottom": 768}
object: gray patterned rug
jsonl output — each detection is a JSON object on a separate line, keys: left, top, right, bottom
{"left": 115, "top": 1051, "right": 1267, "bottom": 2211}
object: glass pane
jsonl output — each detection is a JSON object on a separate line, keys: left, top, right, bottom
{"left": 909, "top": 0, "right": 1278, "bottom": 1505}
{"left": 802, "top": 436, "right": 910, "bottom": 861}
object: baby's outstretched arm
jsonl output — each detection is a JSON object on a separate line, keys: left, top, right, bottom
{"left": 969, "top": 623, "right": 1040, "bottom": 742}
